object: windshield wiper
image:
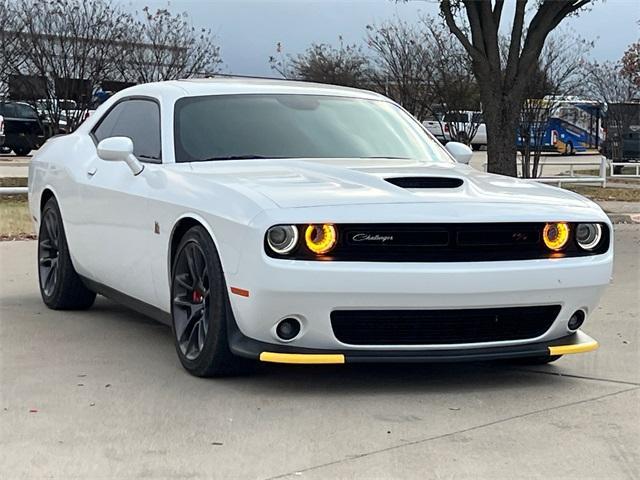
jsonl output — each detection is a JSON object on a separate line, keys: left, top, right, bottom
{"left": 200, "top": 154, "right": 269, "bottom": 161}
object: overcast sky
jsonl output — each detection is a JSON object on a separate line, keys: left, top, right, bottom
{"left": 129, "top": 0, "right": 639, "bottom": 75}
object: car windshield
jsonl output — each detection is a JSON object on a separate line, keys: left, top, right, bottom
{"left": 174, "top": 94, "right": 453, "bottom": 163}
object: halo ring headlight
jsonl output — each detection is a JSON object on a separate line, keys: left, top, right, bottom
{"left": 576, "top": 223, "right": 602, "bottom": 250}
{"left": 266, "top": 225, "right": 299, "bottom": 254}
{"left": 305, "top": 224, "right": 337, "bottom": 255}
{"left": 543, "top": 222, "right": 570, "bottom": 251}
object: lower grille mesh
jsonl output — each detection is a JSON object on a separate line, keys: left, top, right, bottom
{"left": 331, "top": 306, "right": 561, "bottom": 345}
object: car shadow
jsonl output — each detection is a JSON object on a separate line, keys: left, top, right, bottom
{"left": 86, "top": 297, "right": 567, "bottom": 396}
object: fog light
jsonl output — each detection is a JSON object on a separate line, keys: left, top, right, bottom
{"left": 305, "top": 224, "right": 337, "bottom": 254}
{"left": 568, "top": 310, "right": 585, "bottom": 330}
{"left": 543, "top": 222, "right": 570, "bottom": 251}
{"left": 276, "top": 318, "right": 301, "bottom": 341}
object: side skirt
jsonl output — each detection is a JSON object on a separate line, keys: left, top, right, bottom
{"left": 80, "top": 276, "right": 172, "bottom": 326}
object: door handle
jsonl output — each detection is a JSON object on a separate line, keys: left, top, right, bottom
{"left": 87, "top": 167, "right": 97, "bottom": 177}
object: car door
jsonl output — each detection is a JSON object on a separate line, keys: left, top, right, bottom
{"left": 76, "top": 98, "right": 163, "bottom": 305}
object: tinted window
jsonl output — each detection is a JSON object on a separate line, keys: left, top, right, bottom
{"left": 444, "top": 112, "right": 468, "bottom": 123}
{"left": 0, "top": 103, "right": 35, "bottom": 118}
{"left": 14, "top": 103, "right": 38, "bottom": 119}
{"left": 93, "top": 99, "right": 161, "bottom": 161}
{"left": 174, "top": 94, "right": 452, "bottom": 164}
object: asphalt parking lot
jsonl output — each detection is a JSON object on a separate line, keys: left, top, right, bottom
{"left": 1, "top": 226, "right": 639, "bottom": 479}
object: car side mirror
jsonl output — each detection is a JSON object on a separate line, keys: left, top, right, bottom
{"left": 97, "top": 136, "right": 144, "bottom": 175}
{"left": 445, "top": 141, "right": 473, "bottom": 165}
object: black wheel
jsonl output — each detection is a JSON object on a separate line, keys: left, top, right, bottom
{"left": 38, "top": 197, "right": 96, "bottom": 309}
{"left": 13, "top": 146, "right": 31, "bottom": 156}
{"left": 508, "top": 355, "right": 563, "bottom": 365}
{"left": 171, "top": 226, "right": 250, "bottom": 377}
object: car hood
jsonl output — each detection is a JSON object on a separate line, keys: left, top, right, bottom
{"left": 186, "top": 158, "right": 594, "bottom": 210}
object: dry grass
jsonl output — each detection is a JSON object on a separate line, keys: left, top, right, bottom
{"left": 566, "top": 185, "right": 640, "bottom": 202}
{"left": 0, "top": 177, "right": 28, "bottom": 187}
{"left": 571, "top": 168, "right": 640, "bottom": 184}
{"left": 0, "top": 195, "right": 35, "bottom": 240}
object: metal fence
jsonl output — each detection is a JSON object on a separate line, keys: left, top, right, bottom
{"left": 483, "top": 156, "right": 609, "bottom": 187}
{"left": 0, "top": 186, "right": 27, "bottom": 195}
{"left": 610, "top": 161, "right": 640, "bottom": 179}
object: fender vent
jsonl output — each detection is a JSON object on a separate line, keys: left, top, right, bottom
{"left": 385, "top": 177, "right": 463, "bottom": 189}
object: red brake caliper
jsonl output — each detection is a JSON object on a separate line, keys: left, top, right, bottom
{"left": 192, "top": 290, "right": 203, "bottom": 303}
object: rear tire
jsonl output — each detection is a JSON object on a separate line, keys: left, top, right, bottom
{"left": 171, "top": 226, "right": 252, "bottom": 377}
{"left": 38, "top": 197, "right": 96, "bottom": 309}
{"left": 13, "top": 146, "right": 31, "bottom": 156}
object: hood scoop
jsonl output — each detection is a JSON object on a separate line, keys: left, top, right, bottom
{"left": 385, "top": 176, "right": 464, "bottom": 189}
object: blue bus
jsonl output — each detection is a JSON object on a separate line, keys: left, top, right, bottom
{"left": 518, "top": 98, "right": 603, "bottom": 155}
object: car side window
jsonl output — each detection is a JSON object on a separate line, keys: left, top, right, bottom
{"left": 93, "top": 99, "right": 161, "bottom": 162}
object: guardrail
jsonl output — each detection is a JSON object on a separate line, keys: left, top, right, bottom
{"left": 610, "top": 161, "right": 640, "bottom": 178}
{"left": 0, "top": 187, "right": 27, "bottom": 195}
{"left": 482, "top": 156, "right": 608, "bottom": 187}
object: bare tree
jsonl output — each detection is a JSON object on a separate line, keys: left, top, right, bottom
{"left": 11, "top": 0, "right": 132, "bottom": 132}
{"left": 621, "top": 40, "right": 640, "bottom": 88}
{"left": 269, "top": 37, "right": 371, "bottom": 88}
{"left": 424, "top": 18, "right": 481, "bottom": 144}
{"left": 366, "top": 19, "right": 433, "bottom": 121}
{"left": 0, "top": 0, "right": 25, "bottom": 97}
{"left": 117, "top": 7, "right": 222, "bottom": 84}
{"left": 585, "top": 56, "right": 638, "bottom": 162}
{"left": 519, "top": 33, "right": 592, "bottom": 178}
{"left": 434, "top": 0, "right": 594, "bottom": 176}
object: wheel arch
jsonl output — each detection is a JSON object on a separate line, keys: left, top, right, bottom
{"left": 40, "top": 188, "right": 56, "bottom": 212}
{"left": 168, "top": 214, "right": 223, "bottom": 281}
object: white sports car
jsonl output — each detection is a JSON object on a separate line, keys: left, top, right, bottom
{"left": 28, "top": 79, "right": 612, "bottom": 377}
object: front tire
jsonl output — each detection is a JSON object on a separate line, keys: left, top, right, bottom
{"left": 38, "top": 197, "right": 96, "bottom": 309}
{"left": 171, "top": 226, "right": 250, "bottom": 377}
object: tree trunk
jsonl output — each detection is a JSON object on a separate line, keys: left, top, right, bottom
{"left": 482, "top": 94, "right": 520, "bottom": 177}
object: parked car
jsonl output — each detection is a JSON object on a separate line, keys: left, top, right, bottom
{"left": 29, "top": 79, "right": 611, "bottom": 377}
{"left": 601, "top": 102, "right": 640, "bottom": 162}
{"left": 35, "top": 98, "right": 94, "bottom": 133}
{"left": 423, "top": 111, "right": 487, "bottom": 150}
{"left": 0, "top": 101, "right": 47, "bottom": 155}
{"left": 0, "top": 114, "right": 5, "bottom": 147}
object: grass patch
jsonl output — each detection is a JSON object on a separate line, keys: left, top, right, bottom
{"left": 0, "top": 177, "right": 28, "bottom": 187}
{"left": 0, "top": 195, "right": 35, "bottom": 240}
{"left": 566, "top": 185, "right": 640, "bottom": 202}
{"left": 572, "top": 168, "right": 640, "bottom": 183}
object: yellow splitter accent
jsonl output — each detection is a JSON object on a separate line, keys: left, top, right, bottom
{"left": 549, "top": 339, "right": 599, "bottom": 356}
{"left": 260, "top": 352, "right": 345, "bottom": 364}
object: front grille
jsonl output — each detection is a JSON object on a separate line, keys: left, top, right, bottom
{"left": 264, "top": 222, "right": 610, "bottom": 262}
{"left": 331, "top": 306, "right": 561, "bottom": 345}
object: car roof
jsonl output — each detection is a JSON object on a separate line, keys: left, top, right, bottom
{"left": 119, "top": 77, "right": 387, "bottom": 102}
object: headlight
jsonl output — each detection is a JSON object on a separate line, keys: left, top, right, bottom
{"left": 576, "top": 223, "right": 602, "bottom": 250}
{"left": 543, "top": 222, "right": 570, "bottom": 251}
{"left": 266, "top": 225, "right": 299, "bottom": 254}
{"left": 305, "top": 224, "right": 337, "bottom": 254}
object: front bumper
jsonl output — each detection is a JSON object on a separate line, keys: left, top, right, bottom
{"left": 229, "top": 325, "right": 598, "bottom": 363}
{"left": 226, "top": 251, "right": 612, "bottom": 353}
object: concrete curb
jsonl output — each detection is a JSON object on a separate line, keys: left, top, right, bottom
{"left": 607, "top": 213, "right": 640, "bottom": 224}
